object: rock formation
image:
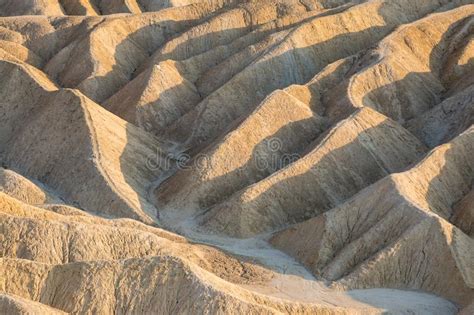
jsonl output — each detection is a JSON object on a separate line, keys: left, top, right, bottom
{"left": 0, "top": 0, "right": 472, "bottom": 313}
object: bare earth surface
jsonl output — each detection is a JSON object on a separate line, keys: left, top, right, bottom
{"left": 0, "top": 0, "right": 473, "bottom": 314}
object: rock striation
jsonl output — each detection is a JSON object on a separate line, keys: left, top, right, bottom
{"left": 0, "top": 0, "right": 473, "bottom": 314}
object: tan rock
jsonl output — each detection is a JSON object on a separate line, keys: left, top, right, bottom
{"left": 0, "top": 168, "right": 59, "bottom": 205}
{"left": 200, "top": 108, "right": 426, "bottom": 237}
{"left": 272, "top": 128, "right": 474, "bottom": 306}
{"left": 0, "top": 1, "right": 472, "bottom": 313}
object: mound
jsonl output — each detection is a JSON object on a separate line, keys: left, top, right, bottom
{"left": 0, "top": 168, "right": 59, "bottom": 205}
{"left": 0, "top": 0, "right": 472, "bottom": 313}
{"left": 167, "top": 0, "right": 470, "bottom": 150}
{"left": 0, "top": 0, "right": 64, "bottom": 16}
{"left": 272, "top": 127, "right": 474, "bottom": 305}
{"left": 0, "top": 59, "right": 166, "bottom": 223}
{"left": 103, "top": 61, "right": 201, "bottom": 132}
{"left": 1, "top": 191, "right": 443, "bottom": 314}
{"left": 156, "top": 89, "right": 328, "bottom": 216}
{"left": 199, "top": 107, "right": 427, "bottom": 237}
{"left": 0, "top": 294, "right": 66, "bottom": 315}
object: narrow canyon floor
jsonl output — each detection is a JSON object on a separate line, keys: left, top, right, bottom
{"left": 0, "top": 0, "right": 473, "bottom": 314}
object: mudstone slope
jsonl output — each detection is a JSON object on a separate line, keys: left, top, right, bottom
{"left": 0, "top": 0, "right": 473, "bottom": 314}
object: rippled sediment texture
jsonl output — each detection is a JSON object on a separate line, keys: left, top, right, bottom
{"left": 0, "top": 0, "right": 473, "bottom": 314}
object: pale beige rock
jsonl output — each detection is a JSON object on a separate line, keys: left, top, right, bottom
{"left": 272, "top": 128, "right": 474, "bottom": 306}
{"left": 0, "top": 192, "right": 183, "bottom": 242}
{"left": 199, "top": 107, "right": 427, "bottom": 237}
{"left": 0, "top": 192, "right": 271, "bottom": 285}
{"left": 1, "top": 192, "right": 436, "bottom": 314}
{"left": 103, "top": 61, "right": 201, "bottom": 132}
{"left": 0, "top": 40, "right": 43, "bottom": 68}
{"left": 0, "top": 27, "right": 23, "bottom": 43}
{"left": 0, "top": 168, "right": 58, "bottom": 205}
{"left": 346, "top": 6, "right": 474, "bottom": 124}
{"left": 156, "top": 89, "right": 328, "bottom": 217}
{"left": 43, "top": 2, "right": 249, "bottom": 103}
{"left": 0, "top": 59, "right": 165, "bottom": 223}
{"left": 0, "top": 294, "right": 66, "bottom": 315}
{"left": 0, "top": 0, "right": 64, "bottom": 16}
{"left": 0, "top": 1, "right": 472, "bottom": 313}
{"left": 167, "top": 0, "right": 471, "bottom": 150}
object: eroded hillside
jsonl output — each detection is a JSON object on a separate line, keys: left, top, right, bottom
{"left": 0, "top": 0, "right": 472, "bottom": 314}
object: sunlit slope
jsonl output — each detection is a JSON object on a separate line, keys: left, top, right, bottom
{"left": 0, "top": 0, "right": 472, "bottom": 313}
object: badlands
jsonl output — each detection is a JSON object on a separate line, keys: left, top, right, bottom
{"left": 0, "top": 0, "right": 473, "bottom": 313}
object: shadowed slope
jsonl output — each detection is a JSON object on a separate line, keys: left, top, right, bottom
{"left": 0, "top": 59, "right": 166, "bottom": 223}
{"left": 0, "top": 1, "right": 472, "bottom": 313}
{"left": 199, "top": 108, "right": 427, "bottom": 237}
{"left": 272, "top": 127, "right": 474, "bottom": 306}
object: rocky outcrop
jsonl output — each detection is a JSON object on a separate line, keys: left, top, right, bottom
{"left": 272, "top": 127, "right": 474, "bottom": 306}
{"left": 0, "top": 59, "right": 166, "bottom": 223}
{"left": 0, "top": 1, "right": 472, "bottom": 313}
{"left": 0, "top": 168, "right": 60, "bottom": 205}
{"left": 198, "top": 108, "right": 426, "bottom": 237}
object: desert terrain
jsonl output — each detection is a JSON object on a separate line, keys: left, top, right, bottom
{"left": 0, "top": 0, "right": 473, "bottom": 314}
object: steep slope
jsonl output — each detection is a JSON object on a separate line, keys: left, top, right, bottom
{"left": 0, "top": 0, "right": 473, "bottom": 313}
{"left": 343, "top": 6, "right": 474, "bottom": 125}
{"left": 272, "top": 127, "right": 474, "bottom": 306}
{"left": 153, "top": 4, "right": 474, "bottom": 236}
{"left": 0, "top": 294, "right": 66, "bottom": 315}
{"left": 0, "top": 191, "right": 459, "bottom": 314}
{"left": 406, "top": 84, "right": 474, "bottom": 148}
{"left": 103, "top": 61, "right": 202, "bottom": 131}
{"left": 0, "top": 168, "right": 60, "bottom": 205}
{"left": 0, "top": 0, "right": 356, "bottom": 16}
{"left": 0, "top": 59, "right": 166, "bottom": 223}
{"left": 0, "top": 40, "right": 43, "bottom": 68}
{"left": 102, "top": 4, "right": 330, "bottom": 132}
{"left": 0, "top": 0, "right": 65, "bottom": 16}
{"left": 0, "top": 15, "right": 99, "bottom": 62}
{"left": 198, "top": 108, "right": 427, "bottom": 237}
{"left": 452, "top": 189, "right": 474, "bottom": 237}
{"left": 153, "top": 51, "right": 364, "bottom": 211}
{"left": 156, "top": 89, "right": 328, "bottom": 216}
{"left": 0, "top": 192, "right": 268, "bottom": 281}
{"left": 43, "top": 1, "right": 241, "bottom": 103}
{"left": 167, "top": 0, "right": 469, "bottom": 151}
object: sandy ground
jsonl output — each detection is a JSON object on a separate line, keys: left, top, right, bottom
{"left": 159, "top": 210, "right": 459, "bottom": 314}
